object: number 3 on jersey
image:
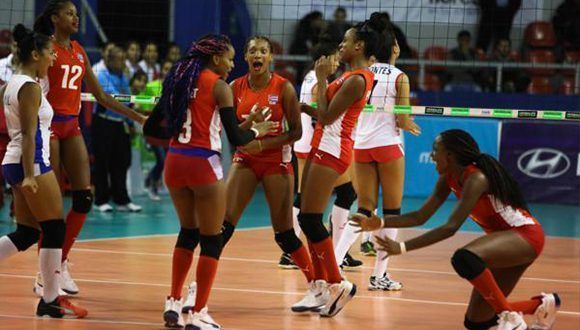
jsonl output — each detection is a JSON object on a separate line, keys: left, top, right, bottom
{"left": 178, "top": 111, "right": 192, "bottom": 143}
{"left": 61, "top": 65, "right": 83, "bottom": 90}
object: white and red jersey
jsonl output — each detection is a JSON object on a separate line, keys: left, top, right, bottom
{"left": 355, "top": 63, "right": 404, "bottom": 150}
{"left": 447, "top": 165, "right": 540, "bottom": 234}
{"left": 295, "top": 70, "right": 316, "bottom": 154}
{"left": 311, "top": 68, "right": 374, "bottom": 162}
{"left": 169, "top": 69, "right": 222, "bottom": 152}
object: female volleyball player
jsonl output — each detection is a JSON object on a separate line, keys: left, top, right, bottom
{"left": 296, "top": 19, "right": 386, "bottom": 317}
{"left": 351, "top": 129, "right": 560, "bottom": 330}
{"left": 33, "top": 0, "right": 146, "bottom": 295}
{"left": 143, "top": 34, "right": 274, "bottom": 329}
{"left": 0, "top": 24, "right": 87, "bottom": 318}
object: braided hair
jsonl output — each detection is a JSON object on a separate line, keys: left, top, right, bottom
{"left": 439, "top": 129, "right": 528, "bottom": 211}
{"left": 158, "top": 34, "right": 232, "bottom": 136}
{"left": 34, "top": 0, "right": 72, "bottom": 35}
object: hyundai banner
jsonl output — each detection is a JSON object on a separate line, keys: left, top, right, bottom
{"left": 403, "top": 117, "right": 500, "bottom": 197}
{"left": 500, "top": 122, "right": 580, "bottom": 205}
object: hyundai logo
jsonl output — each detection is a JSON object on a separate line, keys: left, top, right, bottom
{"left": 517, "top": 148, "right": 570, "bottom": 179}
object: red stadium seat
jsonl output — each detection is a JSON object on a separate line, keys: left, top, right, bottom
{"left": 270, "top": 40, "right": 284, "bottom": 55}
{"left": 527, "top": 76, "right": 553, "bottom": 94}
{"left": 422, "top": 73, "right": 442, "bottom": 91}
{"left": 423, "top": 46, "right": 447, "bottom": 72}
{"left": 524, "top": 21, "right": 557, "bottom": 48}
{"left": 559, "top": 78, "right": 575, "bottom": 95}
{"left": 525, "top": 49, "right": 556, "bottom": 76}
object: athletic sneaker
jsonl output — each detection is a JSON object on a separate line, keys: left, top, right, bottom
{"left": 341, "top": 253, "right": 363, "bottom": 270}
{"left": 291, "top": 280, "right": 329, "bottom": 313}
{"left": 368, "top": 273, "right": 403, "bottom": 291}
{"left": 531, "top": 293, "right": 561, "bottom": 330}
{"left": 182, "top": 282, "right": 197, "bottom": 313}
{"left": 319, "top": 280, "right": 357, "bottom": 317}
{"left": 116, "top": 203, "right": 142, "bottom": 212}
{"left": 497, "top": 311, "right": 527, "bottom": 330}
{"left": 163, "top": 297, "right": 185, "bottom": 328}
{"left": 360, "top": 241, "right": 377, "bottom": 257}
{"left": 36, "top": 296, "right": 88, "bottom": 318}
{"left": 59, "top": 260, "right": 79, "bottom": 295}
{"left": 33, "top": 272, "right": 68, "bottom": 297}
{"left": 185, "top": 307, "right": 221, "bottom": 330}
{"left": 278, "top": 253, "right": 298, "bottom": 269}
{"left": 95, "top": 203, "right": 113, "bottom": 212}
{"left": 147, "top": 187, "right": 162, "bottom": 201}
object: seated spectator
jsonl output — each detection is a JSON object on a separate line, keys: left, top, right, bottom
{"left": 290, "top": 11, "right": 326, "bottom": 79}
{"left": 125, "top": 40, "right": 141, "bottom": 79}
{"left": 486, "top": 38, "right": 529, "bottom": 92}
{"left": 373, "top": 11, "right": 412, "bottom": 59}
{"left": 552, "top": 0, "right": 580, "bottom": 50}
{"left": 326, "top": 7, "right": 351, "bottom": 45}
{"left": 446, "top": 30, "right": 482, "bottom": 92}
{"left": 129, "top": 71, "right": 148, "bottom": 110}
{"left": 165, "top": 42, "right": 182, "bottom": 62}
{"left": 92, "top": 41, "right": 116, "bottom": 76}
{"left": 476, "top": 0, "right": 522, "bottom": 52}
{"left": 139, "top": 41, "right": 160, "bottom": 82}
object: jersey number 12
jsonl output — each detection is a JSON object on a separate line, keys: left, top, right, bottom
{"left": 61, "top": 65, "right": 83, "bottom": 90}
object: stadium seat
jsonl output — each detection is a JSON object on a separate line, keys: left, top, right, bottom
{"left": 423, "top": 46, "right": 447, "bottom": 72}
{"left": 559, "top": 78, "right": 575, "bottom": 95}
{"left": 422, "top": 73, "right": 442, "bottom": 91}
{"left": 524, "top": 21, "right": 557, "bottom": 48}
{"left": 564, "top": 50, "right": 580, "bottom": 63}
{"left": 527, "top": 76, "right": 553, "bottom": 94}
{"left": 525, "top": 49, "right": 556, "bottom": 76}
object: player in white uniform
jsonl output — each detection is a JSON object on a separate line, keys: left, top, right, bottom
{"left": 333, "top": 19, "right": 421, "bottom": 291}
{"left": 0, "top": 24, "right": 87, "bottom": 318}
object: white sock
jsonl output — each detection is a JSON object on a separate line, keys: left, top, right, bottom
{"left": 0, "top": 236, "right": 19, "bottom": 260}
{"left": 39, "top": 248, "right": 62, "bottom": 302}
{"left": 361, "top": 231, "right": 371, "bottom": 243}
{"left": 334, "top": 223, "right": 360, "bottom": 265}
{"left": 292, "top": 206, "right": 302, "bottom": 238}
{"left": 372, "top": 228, "right": 399, "bottom": 277}
{"left": 330, "top": 205, "right": 350, "bottom": 248}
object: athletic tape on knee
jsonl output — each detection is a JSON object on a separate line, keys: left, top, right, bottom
{"left": 382, "top": 208, "right": 401, "bottom": 216}
{"left": 357, "top": 208, "right": 372, "bottom": 217}
{"left": 334, "top": 182, "right": 356, "bottom": 209}
{"left": 72, "top": 189, "right": 93, "bottom": 214}
{"left": 221, "top": 220, "right": 236, "bottom": 247}
{"left": 200, "top": 234, "right": 223, "bottom": 260}
{"left": 7, "top": 224, "right": 40, "bottom": 251}
{"left": 39, "top": 220, "right": 66, "bottom": 249}
{"left": 298, "top": 213, "right": 329, "bottom": 243}
{"left": 275, "top": 229, "right": 303, "bottom": 254}
{"left": 293, "top": 193, "right": 301, "bottom": 209}
{"left": 175, "top": 227, "right": 200, "bottom": 251}
{"left": 451, "top": 249, "right": 487, "bottom": 280}
{"left": 464, "top": 315, "right": 499, "bottom": 330}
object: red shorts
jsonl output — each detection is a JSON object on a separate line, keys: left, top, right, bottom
{"left": 511, "top": 224, "right": 545, "bottom": 257}
{"left": 354, "top": 144, "right": 404, "bottom": 163}
{"left": 164, "top": 147, "right": 223, "bottom": 188}
{"left": 51, "top": 115, "right": 82, "bottom": 140}
{"left": 295, "top": 151, "right": 310, "bottom": 159}
{"left": 308, "top": 148, "right": 349, "bottom": 175}
{"left": 233, "top": 151, "right": 293, "bottom": 180}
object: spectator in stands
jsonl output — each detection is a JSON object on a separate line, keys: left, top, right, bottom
{"left": 0, "top": 38, "right": 16, "bottom": 82}
{"left": 486, "top": 38, "right": 529, "bottom": 92}
{"left": 92, "top": 46, "right": 141, "bottom": 212}
{"left": 326, "top": 7, "right": 352, "bottom": 45}
{"left": 446, "top": 30, "right": 482, "bottom": 92}
{"left": 373, "top": 11, "right": 412, "bottom": 59}
{"left": 290, "top": 11, "right": 326, "bottom": 79}
{"left": 125, "top": 40, "right": 142, "bottom": 79}
{"left": 139, "top": 41, "right": 160, "bottom": 82}
{"left": 92, "top": 41, "right": 116, "bottom": 76}
{"left": 552, "top": 0, "right": 580, "bottom": 50}
{"left": 129, "top": 71, "right": 148, "bottom": 110}
{"left": 476, "top": 0, "right": 522, "bottom": 52}
{"left": 165, "top": 42, "right": 182, "bottom": 62}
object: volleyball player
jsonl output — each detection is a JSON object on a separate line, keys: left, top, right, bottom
{"left": 0, "top": 24, "right": 87, "bottom": 318}
{"left": 296, "top": 19, "right": 386, "bottom": 317}
{"left": 143, "top": 34, "right": 274, "bottom": 329}
{"left": 33, "top": 0, "right": 146, "bottom": 295}
{"left": 351, "top": 129, "right": 560, "bottom": 330}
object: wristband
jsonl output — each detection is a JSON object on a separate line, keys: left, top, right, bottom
{"left": 399, "top": 241, "right": 407, "bottom": 254}
{"left": 250, "top": 127, "right": 259, "bottom": 138}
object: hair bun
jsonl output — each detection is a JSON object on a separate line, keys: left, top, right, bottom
{"left": 367, "top": 13, "right": 388, "bottom": 32}
{"left": 12, "top": 24, "right": 33, "bottom": 45}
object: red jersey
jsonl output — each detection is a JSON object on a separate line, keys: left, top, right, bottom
{"left": 45, "top": 40, "right": 87, "bottom": 116}
{"left": 311, "top": 68, "right": 374, "bottom": 162}
{"left": 447, "top": 165, "right": 539, "bottom": 234}
{"left": 232, "top": 73, "right": 291, "bottom": 163}
{"left": 169, "top": 69, "right": 222, "bottom": 152}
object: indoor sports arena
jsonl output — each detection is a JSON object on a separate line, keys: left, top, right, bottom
{"left": 0, "top": 0, "right": 578, "bottom": 329}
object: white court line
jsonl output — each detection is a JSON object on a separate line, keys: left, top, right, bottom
{"left": 71, "top": 247, "right": 580, "bottom": 285}
{"left": 0, "top": 273, "right": 578, "bottom": 316}
{"left": 0, "top": 313, "right": 159, "bottom": 326}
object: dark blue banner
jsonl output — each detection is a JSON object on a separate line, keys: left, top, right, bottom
{"left": 500, "top": 121, "right": 580, "bottom": 205}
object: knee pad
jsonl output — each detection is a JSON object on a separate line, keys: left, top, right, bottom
{"left": 451, "top": 249, "right": 486, "bottom": 280}
{"left": 72, "top": 190, "right": 93, "bottom": 214}
{"left": 175, "top": 227, "right": 200, "bottom": 251}
{"left": 464, "top": 315, "right": 498, "bottom": 330}
{"left": 298, "top": 213, "right": 329, "bottom": 243}
{"left": 200, "top": 234, "right": 223, "bottom": 260}
{"left": 382, "top": 208, "right": 401, "bottom": 216}
{"left": 293, "top": 193, "right": 301, "bottom": 209}
{"left": 221, "top": 220, "right": 236, "bottom": 247}
{"left": 7, "top": 224, "right": 40, "bottom": 251}
{"left": 357, "top": 207, "right": 372, "bottom": 217}
{"left": 275, "top": 229, "right": 303, "bottom": 254}
{"left": 39, "top": 219, "right": 66, "bottom": 249}
{"left": 334, "top": 182, "right": 357, "bottom": 209}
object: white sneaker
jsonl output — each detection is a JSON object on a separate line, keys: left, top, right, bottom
{"left": 531, "top": 293, "right": 561, "bottom": 330}
{"left": 182, "top": 282, "right": 197, "bottom": 313}
{"left": 59, "top": 260, "right": 79, "bottom": 295}
{"left": 33, "top": 272, "right": 68, "bottom": 297}
{"left": 291, "top": 280, "right": 329, "bottom": 313}
{"left": 96, "top": 203, "right": 113, "bottom": 212}
{"left": 116, "top": 203, "right": 142, "bottom": 212}
{"left": 163, "top": 297, "right": 185, "bottom": 328}
{"left": 368, "top": 273, "right": 402, "bottom": 291}
{"left": 185, "top": 307, "right": 220, "bottom": 330}
{"left": 319, "top": 280, "right": 357, "bottom": 317}
{"left": 497, "top": 311, "right": 527, "bottom": 330}
{"left": 147, "top": 188, "right": 161, "bottom": 201}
